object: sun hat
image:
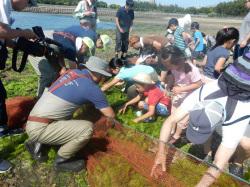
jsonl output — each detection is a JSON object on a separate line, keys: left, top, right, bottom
{"left": 178, "top": 14, "right": 192, "bottom": 30}
{"left": 167, "top": 18, "right": 179, "bottom": 29}
{"left": 100, "top": 35, "right": 112, "bottom": 50}
{"left": 133, "top": 72, "right": 159, "bottom": 85}
{"left": 83, "top": 56, "right": 111, "bottom": 77}
{"left": 186, "top": 100, "right": 226, "bottom": 145}
{"left": 218, "top": 51, "right": 250, "bottom": 101}
{"left": 75, "top": 37, "right": 95, "bottom": 55}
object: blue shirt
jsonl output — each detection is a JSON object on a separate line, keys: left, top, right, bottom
{"left": 49, "top": 69, "right": 109, "bottom": 109}
{"left": 53, "top": 25, "right": 96, "bottom": 62}
{"left": 193, "top": 31, "right": 204, "bottom": 52}
{"left": 63, "top": 25, "right": 97, "bottom": 42}
{"left": 116, "top": 65, "right": 155, "bottom": 81}
{"left": 53, "top": 34, "right": 76, "bottom": 62}
{"left": 116, "top": 6, "right": 134, "bottom": 32}
{"left": 204, "top": 46, "right": 230, "bottom": 79}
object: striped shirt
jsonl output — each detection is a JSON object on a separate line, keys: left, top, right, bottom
{"left": 174, "top": 26, "right": 186, "bottom": 51}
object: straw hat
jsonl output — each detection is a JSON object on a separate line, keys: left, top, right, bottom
{"left": 133, "top": 72, "right": 159, "bottom": 85}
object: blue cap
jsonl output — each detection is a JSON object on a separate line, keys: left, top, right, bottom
{"left": 167, "top": 18, "right": 179, "bottom": 28}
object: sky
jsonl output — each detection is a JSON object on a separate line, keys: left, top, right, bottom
{"left": 102, "top": 0, "right": 233, "bottom": 8}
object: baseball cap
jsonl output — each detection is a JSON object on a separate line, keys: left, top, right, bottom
{"left": 100, "top": 35, "right": 112, "bottom": 50}
{"left": 133, "top": 72, "right": 159, "bottom": 85}
{"left": 186, "top": 100, "right": 226, "bottom": 145}
{"left": 126, "top": 0, "right": 134, "bottom": 7}
{"left": 75, "top": 37, "right": 94, "bottom": 56}
{"left": 83, "top": 56, "right": 112, "bottom": 77}
{"left": 28, "top": 0, "right": 37, "bottom": 6}
{"left": 167, "top": 18, "right": 179, "bottom": 28}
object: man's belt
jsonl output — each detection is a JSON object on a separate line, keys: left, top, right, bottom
{"left": 28, "top": 116, "right": 54, "bottom": 124}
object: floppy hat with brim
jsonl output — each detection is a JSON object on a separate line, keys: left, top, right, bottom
{"left": 178, "top": 14, "right": 191, "bottom": 29}
{"left": 133, "top": 72, "right": 158, "bottom": 85}
{"left": 100, "top": 35, "right": 112, "bottom": 50}
{"left": 186, "top": 101, "right": 225, "bottom": 145}
{"left": 83, "top": 56, "right": 111, "bottom": 77}
{"left": 75, "top": 37, "right": 94, "bottom": 56}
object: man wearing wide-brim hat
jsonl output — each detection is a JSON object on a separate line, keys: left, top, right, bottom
{"left": 151, "top": 52, "right": 250, "bottom": 186}
{"left": 25, "top": 56, "right": 116, "bottom": 172}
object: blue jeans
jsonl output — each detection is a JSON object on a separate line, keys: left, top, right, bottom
{"left": 0, "top": 80, "right": 7, "bottom": 125}
{"left": 144, "top": 103, "right": 169, "bottom": 116}
{"left": 233, "top": 44, "right": 249, "bottom": 60}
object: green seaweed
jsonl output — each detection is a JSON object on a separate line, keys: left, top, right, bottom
{"left": 169, "top": 158, "right": 242, "bottom": 187}
{"left": 90, "top": 154, "right": 150, "bottom": 187}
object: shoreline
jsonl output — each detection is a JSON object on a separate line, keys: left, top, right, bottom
{"left": 24, "top": 4, "right": 243, "bottom": 20}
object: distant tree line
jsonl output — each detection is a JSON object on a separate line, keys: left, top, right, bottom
{"left": 37, "top": 0, "right": 248, "bottom": 17}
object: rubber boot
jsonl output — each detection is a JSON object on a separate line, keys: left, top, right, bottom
{"left": 25, "top": 141, "right": 48, "bottom": 162}
{"left": 54, "top": 154, "right": 85, "bottom": 172}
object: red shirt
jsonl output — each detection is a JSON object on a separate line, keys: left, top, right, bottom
{"left": 143, "top": 86, "right": 171, "bottom": 110}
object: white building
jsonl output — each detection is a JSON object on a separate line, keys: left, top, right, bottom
{"left": 136, "top": 0, "right": 156, "bottom": 4}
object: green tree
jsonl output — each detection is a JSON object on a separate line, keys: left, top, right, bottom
{"left": 97, "top": 1, "right": 108, "bottom": 8}
{"left": 109, "top": 4, "right": 121, "bottom": 9}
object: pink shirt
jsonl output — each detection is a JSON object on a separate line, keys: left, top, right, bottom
{"left": 171, "top": 62, "right": 201, "bottom": 101}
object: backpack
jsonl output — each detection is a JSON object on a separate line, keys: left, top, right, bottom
{"left": 198, "top": 85, "right": 250, "bottom": 126}
{"left": 218, "top": 52, "right": 250, "bottom": 101}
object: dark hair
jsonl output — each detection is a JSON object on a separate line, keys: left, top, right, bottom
{"left": 191, "top": 22, "right": 200, "bottom": 30}
{"left": 109, "top": 58, "right": 125, "bottom": 69}
{"left": 160, "top": 45, "right": 192, "bottom": 74}
{"left": 201, "top": 32, "right": 206, "bottom": 37}
{"left": 211, "top": 27, "right": 239, "bottom": 51}
{"left": 96, "top": 33, "right": 100, "bottom": 40}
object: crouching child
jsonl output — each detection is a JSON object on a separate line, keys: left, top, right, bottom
{"left": 119, "top": 72, "right": 171, "bottom": 123}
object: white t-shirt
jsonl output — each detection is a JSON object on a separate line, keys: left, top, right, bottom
{"left": 181, "top": 80, "right": 250, "bottom": 149}
{"left": 0, "top": 0, "right": 12, "bottom": 24}
{"left": 239, "top": 11, "right": 250, "bottom": 43}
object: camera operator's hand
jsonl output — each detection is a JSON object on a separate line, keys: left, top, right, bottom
{"left": 21, "top": 29, "right": 39, "bottom": 40}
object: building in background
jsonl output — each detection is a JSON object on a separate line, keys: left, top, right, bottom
{"left": 136, "top": 0, "right": 156, "bottom": 4}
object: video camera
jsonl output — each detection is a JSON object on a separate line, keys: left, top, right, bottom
{"left": 12, "top": 26, "right": 63, "bottom": 72}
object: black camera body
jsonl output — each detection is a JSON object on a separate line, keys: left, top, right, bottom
{"left": 12, "top": 26, "right": 63, "bottom": 72}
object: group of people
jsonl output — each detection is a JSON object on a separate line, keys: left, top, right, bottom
{"left": 0, "top": 0, "right": 250, "bottom": 186}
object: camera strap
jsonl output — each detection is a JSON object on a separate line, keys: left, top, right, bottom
{"left": 0, "top": 41, "right": 8, "bottom": 70}
{"left": 12, "top": 47, "right": 29, "bottom": 73}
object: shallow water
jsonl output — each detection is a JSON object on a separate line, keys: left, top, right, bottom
{"left": 11, "top": 12, "right": 115, "bottom": 30}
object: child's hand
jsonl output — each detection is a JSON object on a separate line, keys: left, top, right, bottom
{"left": 133, "top": 118, "right": 140, "bottom": 123}
{"left": 172, "top": 86, "right": 183, "bottom": 95}
{"left": 118, "top": 104, "right": 128, "bottom": 114}
{"left": 240, "top": 39, "right": 248, "bottom": 48}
